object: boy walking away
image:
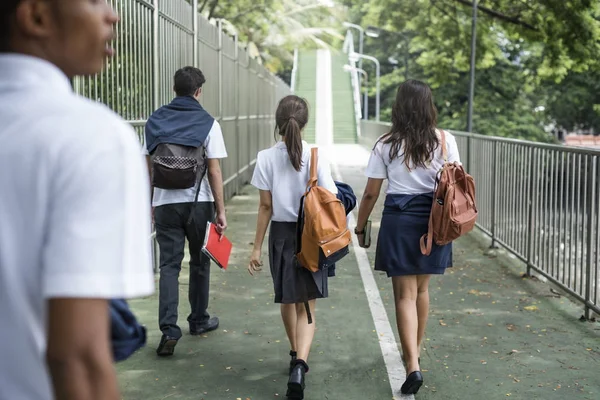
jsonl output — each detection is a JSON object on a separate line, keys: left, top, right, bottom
{"left": 144, "top": 67, "right": 228, "bottom": 356}
{"left": 0, "top": 1, "right": 154, "bottom": 399}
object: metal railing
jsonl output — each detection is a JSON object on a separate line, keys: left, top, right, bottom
{"left": 73, "top": 0, "right": 290, "bottom": 200}
{"left": 343, "top": 30, "right": 363, "bottom": 138}
{"left": 73, "top": 0, "right": 291, "bottom": 272}
{"left": 361, "top": 120, "right": 600, "bottom": 319}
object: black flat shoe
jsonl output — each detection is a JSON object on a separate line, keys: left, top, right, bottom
{"left": 287, "top": 359, "right": 308, "bottom": 399}
{"left": 289, "top": 350, "right": 297, "bottom": 374}
{"left": 190, "top": 317, "right": 219, "bottom": 336}
{"left": 156, "top": 335, "right": 178, "bottom": 357}
{"left": 401, "top": 371, "right": 424, "bottom": 395}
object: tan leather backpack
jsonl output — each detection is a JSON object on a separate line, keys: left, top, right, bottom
{"left": 296, "top": 148, "right": 352, "bottom": 272}
{"left": 420, "top": 130, "right": 478, "bottom": 255}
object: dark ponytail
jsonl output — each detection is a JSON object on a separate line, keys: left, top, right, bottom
{"left": 275, "top": 95, "right": 309, "bottom": 172}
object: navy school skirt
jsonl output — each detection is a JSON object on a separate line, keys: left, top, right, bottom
{"left": 375, "top": 193, "right": 452, "bottom": 277}
{"left": 269, "top": 221, "right": 328, "bottom": 304}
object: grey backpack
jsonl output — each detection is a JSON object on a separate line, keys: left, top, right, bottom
{"left": 150, "top": 143, "right": 207, "bottom": 191}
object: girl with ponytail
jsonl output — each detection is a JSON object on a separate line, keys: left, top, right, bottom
{"left": 248, "top": 95, "right": 338, "bottom": 399}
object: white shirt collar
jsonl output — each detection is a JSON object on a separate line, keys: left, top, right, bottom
{"left": 274, "top": 139, "right": 308, "bottom": 149}
{"left": 0, "top": 53, "right": 72, "bottom": 94}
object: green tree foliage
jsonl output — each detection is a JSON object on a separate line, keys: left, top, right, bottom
{"left": 203, "top": 0, "right": 346, "bottom": 74}
{"left": 341, "top": 0, "right": 600, "bottom": 140}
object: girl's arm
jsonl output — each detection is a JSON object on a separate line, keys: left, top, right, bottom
{"left": 356, "top": 178, "right": 384, "bottom": 234}
{"left": 249, "top": 190, "right": 273, "bottom": 275}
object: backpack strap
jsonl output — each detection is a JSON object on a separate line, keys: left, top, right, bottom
{"left": 420, "top": 176, "right": 439, "bottom": 256}
{"left": 439, "top": 129, "right": 448, "bottom": 163}
{"left": 307, "top": 147, "right": 318, "bottom": 190}
{"left": 420, "top": 130, "right": 448, "bottom": 256}
{"left": 186, "top": 166, "right": 208, "bottom": 226}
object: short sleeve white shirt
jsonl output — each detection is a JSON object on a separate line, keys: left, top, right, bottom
{"left": 0, "top": 54, "right": 154, "bottom": 400}
{"left": 142, "top": 119, "right": 228, "bottom": 206}
{"left": 365, "top": 129, "right": 461, "bottom": 194}
{"left": 251, "top": 141, "right": 338, "bottom": 222}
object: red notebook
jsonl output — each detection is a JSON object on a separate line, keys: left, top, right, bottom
{"left": 201, "top": 222, "right": 232, "bottom": 270}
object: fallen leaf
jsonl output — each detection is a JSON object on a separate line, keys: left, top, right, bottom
{"left": 524, "top": 305, "right": 538, "bottom": 311}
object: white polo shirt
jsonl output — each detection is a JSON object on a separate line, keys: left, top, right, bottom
{"left": 251, "top": 141, "right": 338, "bottom": 222}
{"left": 365, "top": 130, "right": 461, "bottom": 194}
{"left": 0, "top": 54, "right": 154, "bottom": 400}
{"left": 142, "top": 119, "right": 228, "bottom": 207}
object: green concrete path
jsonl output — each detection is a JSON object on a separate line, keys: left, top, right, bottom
{"left": 117, "top": 145, "right": 600, "bottom": 400}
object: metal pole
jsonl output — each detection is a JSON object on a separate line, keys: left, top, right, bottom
{"left": 354, "top": 53, "right": 379, "bottom": 121}
{"left": 466, "top": 0, "right": 477, "bottom": 132}
{"left": 364, "top": 85, "right": 368, "bottom": 120}
{"left": 344, "top": 23, "right": 364, "bottom": 88}
{"left": 217, "top": 19, "right": 223, "bottom": 121}
{"left": 192, "top": 0, "right": 198, "bottom": 67}
{"left": 490, "top": 141, "right": 498, "bottom": 248}
{"left": 152, "top": 0, "right": 159, "bottom": 109}
{"left": 526, "top": 147, "right": 537, "bottom": 277}
{"left": 584, "top": 156, "right": 597, "bottom": 320}
{"left": 375, "top": 59, "right": 380, "bottom": 121}
{"left": 358, "top": 29, "right": 364, "bottom": 73}
{"left": 234, "top": 33, "right": 241, "bottom": 194}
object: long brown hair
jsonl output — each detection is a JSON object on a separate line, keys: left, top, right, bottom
{"left": 379, "top": 80, "right": 439, "bottom": 170}
{"left": 275, "top": 95, "right": 308, "bottom": 171}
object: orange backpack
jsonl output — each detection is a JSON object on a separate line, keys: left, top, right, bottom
{"left": 420, "top": 130, "right": 478, "bottom": 255}
{"left": 296, "top": 148, "right": 352, "bottom": 272}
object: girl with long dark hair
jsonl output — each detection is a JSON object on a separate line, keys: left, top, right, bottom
{"left": 248, "top": 95, "right": 338, "bottom": 400}
{"left": 355, "top": 80, "right": 461, "bottom": 395}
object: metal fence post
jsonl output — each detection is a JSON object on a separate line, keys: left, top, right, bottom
{"left": 490, "top": 141, "right": 498, "bottom": 248}
{"left": 467, "top": 134, "right": 472, "bottom": 174}
{"left": 234, "top": 34, "right": 241, "bottom": 194}
{"left": 526, "top": 147, "right": 537, "bottom": 277}
{"left": 217, "top": 19, "right": 223, "bottom": 121}
{"left": 152, "top": 0, "right": 159, "bottom": 109}
{"left": 584, "top": 156, "right": 597, "bottom": 320}
{"left": 192, "top": 0, "right": 198, "bottom": 67}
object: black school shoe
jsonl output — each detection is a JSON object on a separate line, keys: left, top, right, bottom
{"left": 401, "top": 371, "right": 424, "bottom": 395}
{"left": 287, "top": 359, "right": 309, "bottom": 400}
{"left": 156, "top": 335, "right": 178, "bottom": 357}
{"left": 190, "top": 317, "right": 219, "bottom": 336}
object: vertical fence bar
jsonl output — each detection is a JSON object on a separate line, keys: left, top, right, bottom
{"left": 526, "top": 146, "right": 537, "bottom": 276}
{"left": 585, "top": 156, "right": 597, "bottom": 319}
{"left": 152, "top": 0, "right": 159, "bottom": 110}
{"left": 192, "top": 0, "right": 198, "bottom": 67}
{"left": 234, "top": 34, "right": 241, "bottom": 195}
{"left": 490, "top": 140, "right": 497, "bottom": 248}
{"left": 217, "top": 19, "right": 223, "bottom": 121}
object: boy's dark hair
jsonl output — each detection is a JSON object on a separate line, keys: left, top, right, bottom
{"left": 173, "top": 67, "right": 206, "bottom": 97}
{"left": 0, "top": 0, "right": 21, "bottom": 51}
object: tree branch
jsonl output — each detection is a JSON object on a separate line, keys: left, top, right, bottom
{"left": 448, "top": 0, "right": 539, "bottom": 31}
{"left": 207, "top": 0, "right": 219, "bottom": 20}
{"left": 198, "top": 0, "right": 210, "bottom": 13}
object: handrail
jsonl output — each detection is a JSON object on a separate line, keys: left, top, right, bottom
{"left": 343, "top": 30, "right": 363, "bottom": 137}
{"left": 291, "top": 48, "right": 299, "bottom": 93}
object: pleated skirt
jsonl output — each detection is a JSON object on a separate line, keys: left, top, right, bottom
{"left": 375, "top": 193, "right": 453, "bottom": 277}
{"left": 269, "top": 221, "right": 328, "bottom": 304}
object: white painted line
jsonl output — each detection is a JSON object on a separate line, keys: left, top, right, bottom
{"left": 313, "top": 48, "right": 411, "bottom": 399}
{"left": 331, "top": 163, "right": 413, "bottom": 400}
